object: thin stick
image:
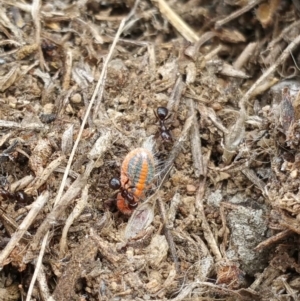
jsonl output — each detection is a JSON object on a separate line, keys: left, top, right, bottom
{"left": 195, "top": 163, "right": 222, "bottom": 262}
{"left": 31, "top": 0, "right": 47, "bottom": 71}
{"left": 0, "top": 191, "right": 49, "bottom": 270}
{"left": 159, "top": 114, "right": 194, "bottom": 183}
{"left": 157, "top": 196, "right": 180, "bottom": 273}
{"left": 215, "top": 0, "right": 264, "bottom": 28}
{"left": 25, "top": 156, "right": 65, "bottom": 195}
{"left": 59, "top": 184, "right": 89, "bottom": 257}
{"left": 151, "top": 0, "right": 199, "bottom": 42}
{"left": 167, "top": 76, "right": 185, "bottom": 113}
{"left": 239, "top": 34, "right": 300, "bottom": 109}
{"left": 233, "top": 42, "right": 257, "bottom": 70}
{"left": 268, "top": 20, "right": 300, "bottom": 49}
{"left": 25, "top": 231, "right": 49, "bottom": 301}
{"left": 0, "top": 119, "right": 45, "bottom": 130}
{"left": 254, "top": 229, "right": 292, "bottom": 251}
{"left": 187, "top": 98, "right": 204, "bottom": 177}
{"left": 29, "top": 161, "right": 94, "bottom": 251}
{"left": 92, "top": 0, "right": 140, "bottom": 120}
{"left": 36, "top": 263, "right": 51, "bottom": 300}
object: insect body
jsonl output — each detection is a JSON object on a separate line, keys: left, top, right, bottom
{"left": 109, "top": 177, "right": 138, "bottom": 215}
{"left": 109, "top": 147, "right": 156, "bottom": 215}
{"left": 116, "top": 193, "right": 137, "bottom": 215}
{"left": 0, "top": 188, "right": 33, "bottom": 204}
{"left": 155, "top": 107, "right": 172, "bottom": 142}
{"left": 121, "top": 148, "right": 155, "bottom": 200}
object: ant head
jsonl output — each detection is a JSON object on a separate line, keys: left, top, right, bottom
{"left": 157, "top": 107, "right": 169, "bottom": 120}
{"left": 109, "top": 177, "right": 121, "bottom": 190}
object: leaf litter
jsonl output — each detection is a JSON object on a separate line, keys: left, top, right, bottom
{"left": 1, "top": 0, "right": 300, "bottom": 300}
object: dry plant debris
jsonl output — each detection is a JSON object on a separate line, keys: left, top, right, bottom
{"left": 1, "top": 0, "right": 300, "bottom": 300}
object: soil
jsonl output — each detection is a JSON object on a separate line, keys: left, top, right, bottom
{"left": 1, "top": 0, "right": 300, "bottom": 300}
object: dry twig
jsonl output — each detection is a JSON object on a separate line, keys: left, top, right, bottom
{"left": 215, "top": 0, "right": 264, "bottom": 28}
{"left": 195, "top": 158, "right": 222, "bottom": 262}
{"left": 187, "top": 98, "right": 204, "bottom": 177}
{"left": 233, "top": 42, "right": 257, "bottom": 70}
{"left": 59, "top": 184, "right": 89, "bottom": 257}
{"left": 254, "top": 230, "right": 292, "bottom": 251}
{"left": 167, "top": 76, "right": 185, "bottom": 113}
{"left": 0, "top": 191, "right": 49, "bottom": 270}
{"left": 31, "top": 0, "right": 47, "bottom": 70}
{"left": 151, "top": 0, "right": 199, "bottom": 42}
{"left": 25, "top": 231, "right": 49, "bottom": 301}
{"left": 157, "top": 196, "right": 180, "bottom": 273}
{"left": 239, "top": 34, "right": 300, "bottom": 109}
{"left": 25, "top": 156, "right": 66, "bottom": 195}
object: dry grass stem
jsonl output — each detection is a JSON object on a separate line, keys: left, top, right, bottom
{"left": 233, "top": 42, "right": 257, "bottom": 70}
{"left": 196, "top": 180, "right": 222, "bottom": 262}
{"left": 62, "top": 49, "right": 73, "bottom": 90}
{"left": 0, "top": 191, "right": 49, "bottom": 270}
{"left": 160, "top": 114, "right": 194, "bottom": 182}
{"left": 92, "top": 0, "right": 140, "bottom": 121}
{"left": 222, "top": 109, "right": 246, "bottom": 165}
{"left": 29, "top": 161, "right": 94, "bottom": 252}
{"left": 10, "top": 175, "right": 34, "bottom": 192}
{"left": 157, "top": 196, "right": 180, "bottom": 273}
{"left": 0, "top": 119, "right": 44, "bottom": 130}
{"left": 59, "top": 184, "right": 89, "bottom": 257}
{"left": 151, "top": 0, "right": 199, "bottom": 42}
{"left": 31, "top": 0, "right": 46, "bottom": 71}
{"left": 0, "top": 208, "right": 31, "bottom": 239}
{"left": 167, "top": 193, "right": 181, "bottom": 226}
{"left": 36, "top": 263, "right": 51, "bottom": 301}
{"left": 167, "top": 76, "right": 185, "bottom": 113}
{"left": 241, "top": 168, "right": 267, "bottom": 194}
{"left": 25, "top": 231, "right": 49, "bottom": 301}
{"left": 25, "top": 156, "right": 66, "bottom": 195}
{"left": 187, "top": 98, "right": 204, "bottom": 177}
{"left": 215, "top": 0, "right": 264, "bottom": 28}
{"left": 254, "top": 230, "right": 293, "bottom": 251}
{"left": 185, "top": 32, "right": 216, "bottom": 61}
{"left": 239, "top": 34, "right": 300, "bottom": 109}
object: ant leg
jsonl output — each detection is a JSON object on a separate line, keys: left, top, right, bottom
{"left": 153, "top": 109, "right": 159, "bottom": 121}
{"left": 165, "top": 112, "right": 172, "bottom": 121}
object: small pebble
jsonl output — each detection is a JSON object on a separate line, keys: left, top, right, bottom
{"left": 71, "top": 93, "right": 82, "bottom": 103}
{"left": 43, "top": 103, "right": 55, "bottom": 114}
{"left": 186, "top": 184, "right": 196, "bottom": 194}
{"left": 291, "top": 169, "right": 298, "bottom": 178}
{"left": 119, "top": 96, "right": 128, "bottom": 103}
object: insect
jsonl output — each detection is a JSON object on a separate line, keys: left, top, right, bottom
{"left": 121, "top": 148, "right": 155, "bottom": 200}
{"left": 154, "top": 107, "right": 173, "bottom": 142}
{"left": 109, "top": 145, "right": 156, "bottom": 215}
{"left": 0, "top": 188, "right": 33, "bottom": 204}
{"left": 109, "top": 177, "right": 138, "bottom": 215}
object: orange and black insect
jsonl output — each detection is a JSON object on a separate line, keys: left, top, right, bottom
{"left": 121, "top": 148, "right": 155, "bottom": 199}
{"left": 109, "top": 147, "right": 156, "bottom": 215}
{"left": 154, "top": 107, "right": 173, "bottom": 142}
{"left": 109, "top": 177, "right": 138, "bottom": 215}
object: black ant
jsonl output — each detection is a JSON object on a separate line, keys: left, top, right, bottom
{"left": 154, "top": 107, "right": 173, "bottom": 142}
{"left": 109, "top": 177, "right": 138, "bottom": 211}
{"left": 0, "top": 188, "right": 33, "bottom": 204}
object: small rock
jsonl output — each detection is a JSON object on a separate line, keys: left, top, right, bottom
{"left": 186, "top": 184, "right": 196, "bottom": 194}
{"left": 291, "top": 169, "right": 298, "bottom": 178}
{"left": 43, "top": 103, "right": 55, "bottom": 114}
{"left": 71, "top": 93, "right": 82, "bottom": 103}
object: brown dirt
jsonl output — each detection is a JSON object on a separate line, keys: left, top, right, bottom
{"left": 1, "top": 0, "right": 300, "bottom": 300}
